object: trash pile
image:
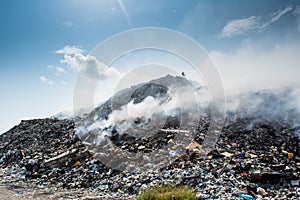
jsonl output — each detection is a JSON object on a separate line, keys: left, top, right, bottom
{"left": 0, "top": 75, "right": 299, "bottom": 199}
{"left": 0, "top": 116, "right": 299, "bottom": 199}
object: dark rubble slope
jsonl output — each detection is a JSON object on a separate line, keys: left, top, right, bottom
{"left": 86, "top": 75, "right": 192, "bottom": 123}
{"left": 0, "top": 116, "right": 299, "bottom": 199}
{"left": 0, "top": 75, "right": 299, "bottom": 199}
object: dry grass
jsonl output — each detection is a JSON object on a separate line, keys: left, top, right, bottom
{"left": 136, "top": 184, "right": 196, "bottom": 200}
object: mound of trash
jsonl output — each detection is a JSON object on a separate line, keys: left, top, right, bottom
{"left": 0, "top": 75, "right": 299, "bottom": 199}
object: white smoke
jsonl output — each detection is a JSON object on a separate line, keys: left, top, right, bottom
{"left": 207, "top": 39, "right": 300, "bottom": 126}
{"left": 88, "top": 96, "right": 165, "bottom": 134}
{"left": 209, "top": 41, "right": 300, "bottom": 95}
{"left": 76, "top": 40, "right": 300, "bottom": 144}
{"left": 76, "top": 81, "right": 212, "bottom": 144}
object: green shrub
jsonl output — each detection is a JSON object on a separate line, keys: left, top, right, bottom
{"left": 136, "top": 184, "right": 196, "bottom": 200}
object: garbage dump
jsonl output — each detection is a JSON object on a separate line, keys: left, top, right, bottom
{"left": 0, "top": 75, "right": 299, "bottom": 199}
{"left": 0, "top": 116, "right": 299, "bottom": 199}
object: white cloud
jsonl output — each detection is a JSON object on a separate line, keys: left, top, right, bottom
{"left": 55, "top": 45, "right": 84, "bottom": 55}
{"left": 220, "top": 6, "right": 293, "bottom": 38}
{"left": 62, "top": 21, "right": 73, "bottom": 27}
{"left": 61, "top": 53, "right": 120, "bottom": 81}
{"left": 54, "top": 44, "right": 121, "bottom": 89}
{"left": 259, "top": 5, "right": 293, "bottom": 31}
{"left": 55, "top": 46, "right": 122, "bottom": 108}
{"left": 220, "top": 16, "right": 260, "bottom": 38}
{"left": 47, "top": 65, "right": 65, "bottom": 75}
{"left": 293, "top": 6, "right": 300, "bottom": 32}
{"left": 271, "top": 5, "right": 292, "bottom": 20}
{"left": 293, "top": 6, "right": 300, "bottom": 16}
{"left": 111, "top": 7, "right": 121, "bottom": 13}
{"left": 39, "top": 75, "right": 53, "bottom": 85}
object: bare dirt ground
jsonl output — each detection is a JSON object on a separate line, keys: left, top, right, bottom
{"left": 0, "top": 184, "right": 122, "bottom": 200}
{"left": 0, "top": 185, "right": 60, "bottom": 200}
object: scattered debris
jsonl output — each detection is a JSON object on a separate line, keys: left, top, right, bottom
{"left": 0, "top": 75, "right": 299, "bottom": 199}
{"left": 0, "top": 116, "right": 298, "bottom": 199}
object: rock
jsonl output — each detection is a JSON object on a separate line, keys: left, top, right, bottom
{"left": 257, "top": 187, "right": 268, "bottom": 196}
{"left": 137, "top": 145, "right": 145, "bottom": 150}
{"left": 221, "top": 152, "right": 234, "bottom": 157}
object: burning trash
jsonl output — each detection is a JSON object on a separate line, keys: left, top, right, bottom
{"left": 0, "top": 75, "right": 299, "bottom": 199}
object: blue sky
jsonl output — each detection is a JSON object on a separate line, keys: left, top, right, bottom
{"left": 1, "top": 0, "right": 300, "bottom": 131}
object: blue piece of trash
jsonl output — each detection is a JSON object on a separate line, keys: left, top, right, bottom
{"left": 235, "top": 152, "right": 245, "bottom": 157}
{"left": 240, "top": 194, "right": 255, "bottom": 200}
{"left": 92, "top": 164, "right": 99, "bottom": 175}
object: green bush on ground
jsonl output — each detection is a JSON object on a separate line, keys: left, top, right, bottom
{"left": 136, "top": 184, "right": 196, "bottom": 200}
